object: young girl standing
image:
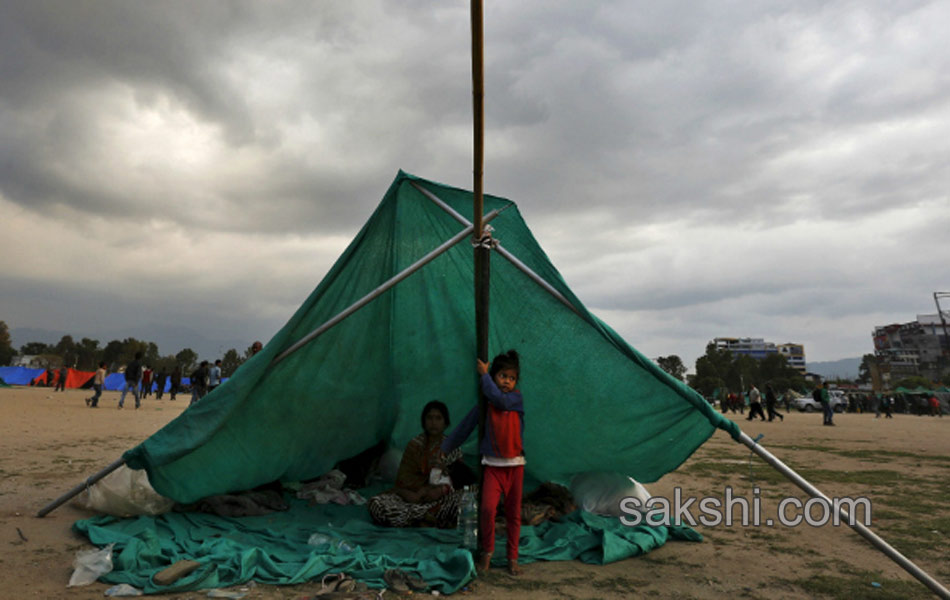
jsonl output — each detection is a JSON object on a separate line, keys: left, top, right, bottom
{"left": 442, "top": 350, "right": 525, "bottom": 575}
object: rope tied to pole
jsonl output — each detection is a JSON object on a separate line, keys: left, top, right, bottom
{"left": 471, "top": 224, "right": 496, "bottom": 249}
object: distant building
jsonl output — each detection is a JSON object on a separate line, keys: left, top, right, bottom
{"left": 712, "top": 337, "right": 807, "bottom": 373}
{"left": 11, "top": 354, "right": 46, "bottom": 368}
{"left": 873, "top": 314, "right": 950, "bottom": 383}
{"left": 778, "top": 343, "right": 807, "bottom": 374}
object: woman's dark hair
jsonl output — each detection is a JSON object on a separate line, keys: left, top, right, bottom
{"left": 421, "top": 400, "right": 451, "bottom": 430}
{"left": 490, "top": 349, "right": 520, "bottom": 378}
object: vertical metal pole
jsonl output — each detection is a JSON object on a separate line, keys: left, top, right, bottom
{"left": 471, "top": 0, "right": 490, "bottom": 550}
{"left": 471, "top": 0, "right": 485, "bottom": 238}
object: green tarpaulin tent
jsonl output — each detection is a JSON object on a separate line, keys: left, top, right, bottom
{"left": 71, "top": 172, "right": 949, "bottom": 597}
{"left": 123, "top": 170, "right": 739, "bottom": 503}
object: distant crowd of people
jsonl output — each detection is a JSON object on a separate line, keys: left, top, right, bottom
{"left": 76, "top": 341, "right": 264, "bottom": 410}
{"left": 717, "top": 380, "right": 945, "bottom": 426}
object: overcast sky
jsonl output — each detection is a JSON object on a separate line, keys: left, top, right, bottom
{"left": 2, "top": 1, "right": 948, "bottom": 369}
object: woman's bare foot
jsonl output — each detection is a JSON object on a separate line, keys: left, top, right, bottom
{"left": 475, "top": 552, "right": 492, "bottom": 573}
{"left": 507, "top": 560, "right": 522, "bottom": 576}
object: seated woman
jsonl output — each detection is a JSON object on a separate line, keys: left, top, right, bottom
{"left": 368, "top": 401, "right": 472, "bottom": 528}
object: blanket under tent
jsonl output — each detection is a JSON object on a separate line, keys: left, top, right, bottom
{"left": 73, "top": 493, "right": 701, "bottom": 594}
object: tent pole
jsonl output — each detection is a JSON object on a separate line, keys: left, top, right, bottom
{"left": 411, "top": 181, "right": 580, "bottom": 317}
{"left": 493, "top": 243, "right": 579, "bottom": 316}
{"left": 738, "top": 431, "right": 950, "bottom": 598}
{"left": 470, "top": 0, "right": 491, "bottom": 541}
{"left": 39, "top": 211, "right": 504, "bottom": 517}
{"left": 36, "top": 457, "right": 126, "bottom": 518}
{"left": 274, "top": 210, "right": 502, "bottom": 365}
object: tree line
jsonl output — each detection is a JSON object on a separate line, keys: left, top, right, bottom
{"left": 0, "top": 320, "right": 255, "bottom": 378}
{"left": 656, "top": 344, "right": 806, "bottom": 397}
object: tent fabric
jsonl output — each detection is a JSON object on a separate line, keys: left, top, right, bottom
{"left": 0, "top": 366, "right": 45, "bottom": 386}
{"left": 122, "top": 170, "right": 739, "bottom": 504}
{"left": 29, "top": 367, "right": 95, "bottom": 389}
{"left": 895, "top": 386, "right": 934, "bottom": 395}
{"left": 103, "top": 374, "right": 195, "bottom": 392}
{"left": 72, "top": 495, "right": 700, "bottom": 595}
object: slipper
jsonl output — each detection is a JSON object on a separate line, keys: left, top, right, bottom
{"left": 383, "top": 569, "right": 409, "bottom": 593}
{"left": 404, "top": 572, "right": 428, "bottom": 592}
{"left": 315, "top": 572, "right": 350, "bottom": 596}
{"left": 336, "top": 575, "right": 357, "bottom": 593}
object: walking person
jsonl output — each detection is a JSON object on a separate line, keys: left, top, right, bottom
{"left": 118, "top": 352, "right": 144, "bottom": 409}
{"left": 154, "top": 368, "right": 168, "bottom": 399}
{"left": 55, "top": 365, "right": 68, "bottom": 391}
{"left": 141, "top": 365, "right": 153, "bottom": 398}
{"left": 169, "top": 365, "right": 182, "bottom": 401}
{"left": 85, "top": 361, "right": 107, "bottom": 408}
{"left": 883, "top": 396, "right": 894, "bottom": 418}
{"left": 765, "top": 384, "right": 784, "bottom": 422}
{"left": 820, "top": 381, "right": 835, "bottom": 426}
{"left": 746, "top": 384, "right": 766, "bottom": 421}
{"left": 190, "top": 360, "right": 209, "bottom": 405}
{"left": 929, "top": 394, "right": 942, "bottom": 417}
{"left": 208, "top": 359, "right": 222, "bottom": 392}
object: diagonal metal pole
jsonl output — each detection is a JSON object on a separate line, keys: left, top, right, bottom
{"left": 273, "top": 210, "right": 502, "bottom": 366}
{"left": 411, "top": 180, "right": 580, "bottom": 317}
{"left": 37, "top": 457, "right": 126, "bottom": 517}
{"left": 739, "top": 431, "right": 950, "bottom": 598}
{"left": 417, "top": 174, "right": 950, "bottom": 597}
{"left": 37, "top": 210, "right": 502, "bottom": 518}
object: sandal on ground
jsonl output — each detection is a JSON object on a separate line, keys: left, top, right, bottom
{"left": 383, "top": 569, "right": 409, "bottom": 594}
{"left": 404, "top": 572, "right": 428, "bottom": 591}
{"left": 315, "top": 572, "right": 352, "bottom": 596}
{"left": 507, "top": 560, "right": 522, "bottom": 576}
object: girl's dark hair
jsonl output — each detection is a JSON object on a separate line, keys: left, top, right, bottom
{"left": 490, "top": 349, "right": 520, "bottom": 378}
{"left": 421, "top": 400, "right": 451, "bottom": 430}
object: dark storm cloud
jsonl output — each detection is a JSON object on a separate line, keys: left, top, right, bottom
{"left": 1, "top": 0, "right": 948, "bottom": 366}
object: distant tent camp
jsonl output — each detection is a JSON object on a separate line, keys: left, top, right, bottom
{"left": 123, "top": 171, "right": 739, "bottom": 503}
{"left": 29, "top": 367, "right": 95, "bottom": 389}
{"left": 0, "top": 366, "right": 46, "bottom": 386}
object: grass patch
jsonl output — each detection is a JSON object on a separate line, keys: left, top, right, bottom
{"left": 681, "top": 460, "right": 789, "bottom": 485}
{"left": 784, "top": 572, "right": 932, "bottom": 599}
{"left": 832, "top": 449, "right": 950, "bottom": 465}
{"left": 792, "top": 468, "right": 907, "bottom": 486}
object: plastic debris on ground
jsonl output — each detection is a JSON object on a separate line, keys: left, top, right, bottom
{"left": 104, "top": 583, "right": 144, "bottom": 596}
{"left": 67, "top": 543, "right": 115, "bottom": 587}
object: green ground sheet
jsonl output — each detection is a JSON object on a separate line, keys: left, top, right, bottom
{"left": 74, "top": 494, "right": 700, "bottom": 595}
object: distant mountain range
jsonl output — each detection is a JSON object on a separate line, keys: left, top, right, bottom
{"left": 807, "top": 357, "right": 861, "bottom": 380}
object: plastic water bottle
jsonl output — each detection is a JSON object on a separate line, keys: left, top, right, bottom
{"left": 458, "top": 486, "right": 478, "bottom": 551}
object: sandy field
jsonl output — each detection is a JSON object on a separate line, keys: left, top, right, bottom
{"left": 2, "top": 385, "right": 949, "bottom": 599}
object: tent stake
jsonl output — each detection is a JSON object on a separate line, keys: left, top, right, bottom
{"left": 36, "top": 457, "right": 126, "bottom": 518}
{"left": 738, "top": 431, "right": 950, "bottom": 598}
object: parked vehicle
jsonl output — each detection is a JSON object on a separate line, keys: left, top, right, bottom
{"left": 793, "top": 390, "right": 847, "bottom": 413}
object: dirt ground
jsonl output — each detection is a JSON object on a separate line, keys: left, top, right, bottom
{"left": 2, "top": 386, "right": 949, "bottom": 599}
